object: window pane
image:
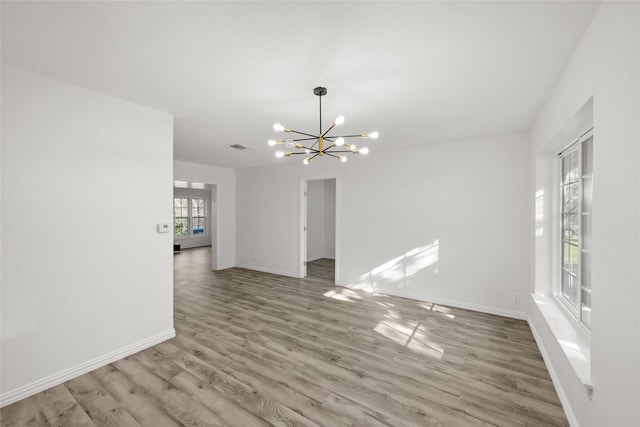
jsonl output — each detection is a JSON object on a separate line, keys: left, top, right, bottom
{"left": 174, "top": 218, "right": 188, "bottom": 236}
{"left": 563, "top": 242, "right": 579, "bottom": 275}
{"left": 562, "top": 151, "right": 579, "bottom": 184}
{"left": 562, "top": 270, "right": 579, "bottom": 308}
{"left": 563, "top": 214, "right": 579, "bottom": 243}
{"left": 192, "top": 218, "right": 205, "bottom": 235}
{"left": 192, "top": 199, "right": 205, "bottom": 217}
{"left": 562, "top": 183, "right": 580, "bottom": 213}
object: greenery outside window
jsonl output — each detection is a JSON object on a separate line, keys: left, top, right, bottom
{"left": 558, "top": 130, "right": 593, "bottom": 330}
{"left": 174, "top": 197, "right": 207, "bottom": 238}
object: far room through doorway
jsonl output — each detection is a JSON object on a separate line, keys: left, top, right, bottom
{"left": 173, "top": 180, "right": 218, "bottom": 270}
{"left": 303, "top": 178, "right": 336, "bottom": 282}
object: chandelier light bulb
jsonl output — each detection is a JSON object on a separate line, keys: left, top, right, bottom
{"left": 273, "top": 122, "right": 285, "bottom": 132}
{"left": 268, "top": 139, "right": 277, "bottom": 147}
{"left": 369, "top": 131, "right": 379, "bottom": 139}
{"left": 303, "top": 158, "right": 311, "bottom": 165}
{"left": 305, "top": 148, "right": 311, "bottom": 154}
{"left": 275, "top": 150, "right": 284, "bottom": 158}
{"left": 335, "top": 137, "right": 345, "bottom": 146}
{"left": 334, "top": 115, "right": 345, "bottom": 126}
{"left": 340, "top": 156, "right": 348, "bottom": 163}
{"left": 351, "top": 144, "right": 357, "bottom": 151}
{"left": 360, "top": 147, "right": 370, "bottom": 155}
{"left": 285, "top": 139, "right": 294, "bottom": 148}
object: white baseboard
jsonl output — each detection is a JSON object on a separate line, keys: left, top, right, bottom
{"left": 235, "top": 264, "right": 298, "bottom": 278}
{"left": 339, "top": 284, "right": 527, "bottom": 320}
{"left": 0, "top": 329, "right": 175, "bottom": 408}
{"left": 527, "top": 316, "right": 579, "bottom": 427}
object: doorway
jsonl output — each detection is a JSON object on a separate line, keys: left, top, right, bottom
{"left": 173, "top": 180, "right": 219, "bottom": 270}
{"left": 300, "top": 178, "right": 337, "bottom": 282}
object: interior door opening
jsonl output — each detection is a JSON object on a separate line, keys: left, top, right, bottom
{"left": 300, "top": 178, "right": 337, "bottom": 283}
{"left": 173, "top": 180, "right": 219, "bottom": 270}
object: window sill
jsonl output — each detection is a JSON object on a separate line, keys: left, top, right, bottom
{"left": 532, "top": 294, "right": 592, "bottom": 390}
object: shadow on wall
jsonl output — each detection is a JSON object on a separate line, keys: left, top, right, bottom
{"left": 351, "top": 239, "right": 440, "bottom": 294}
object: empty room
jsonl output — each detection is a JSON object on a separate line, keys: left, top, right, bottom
{"left": 1, "top": 1, "right": 638, "bottom": 426}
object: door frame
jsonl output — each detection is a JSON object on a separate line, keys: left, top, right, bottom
{"left": 298, "top": 176, "right": 339, "bottom": 282}
{"left": 173, "top": 179, "right": 219, "bottom": 270}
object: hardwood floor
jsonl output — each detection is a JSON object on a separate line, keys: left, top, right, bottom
{"left": 306, "top": 258, "right": 335, "bottom": 282}
{"left": 1, "top": 247, "right": 568, "bottom": 426}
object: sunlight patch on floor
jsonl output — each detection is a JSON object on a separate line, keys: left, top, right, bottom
{"left": 418, "top": 302, "right": 455, "bottom": 319}
{"left": 374, "top": 319, "right": 444, "bottom": 360}
{"left": 323, "top": 288, "right": 362, "bottom": 302}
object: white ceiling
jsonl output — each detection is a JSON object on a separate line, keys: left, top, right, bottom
{"left": 1, "top": 1, "right": 599, "bottom": 168}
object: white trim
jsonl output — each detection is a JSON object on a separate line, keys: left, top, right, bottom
{"left": 235, "top": 264, "right": 299, "bottom": 278}
{"left": 299, "top": 180, "right": 307, "bottom": 278}
{"left": 339, "top": 284, "right": 527, "bottom": 320}
{"left": 528, "top": 315, "right": 580, "bottom": 427}
{"left": 0, "top": 329, "right": 175, "bottom": 408}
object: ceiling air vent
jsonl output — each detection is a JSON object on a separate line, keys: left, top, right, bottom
{"left": 230, "top": 144, "right": 254, "bottom": 151}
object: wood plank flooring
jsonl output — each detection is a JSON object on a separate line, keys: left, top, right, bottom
{"left": 306, "top": 258, "right": 335, "bottom": 282}
{"left": 1, "top": 247, "right": 568, "bottom": 426}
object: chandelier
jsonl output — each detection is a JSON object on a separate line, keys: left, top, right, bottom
{"left": 268, "top": 87, "right": 379, "bottom": 165}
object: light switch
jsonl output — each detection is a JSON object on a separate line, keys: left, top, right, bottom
{"left": 157, "top": 223, "right": 171, "bottom": 233}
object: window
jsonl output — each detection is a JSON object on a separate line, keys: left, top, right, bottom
{"left": 174, "top": 197, "right": 207, "bottom": 238}
{"left": 174, "top": 198, "right": 189, "bottom": 237}
{"left": 191, "top": 198, "right": 206, "bottom": 235}
{"left": 558, "top": 130, "right": 593, "bottom": 329}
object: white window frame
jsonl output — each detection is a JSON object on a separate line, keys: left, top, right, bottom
{"left": 174, "top": 197, "right": 208, "bottom": 240}
{"left": 556, "top": 128, "right": 593, "bottom": 331}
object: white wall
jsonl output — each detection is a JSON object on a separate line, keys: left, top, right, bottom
{"left": 0, "top": 65, "right": 175, "bottom": 405}
{"left": 306, "top": 180, "right": 325, "bottom": 261}
{"left": 173, "top": 187, "right": 213, "bottom": 249}
{"left": 237, "top": 131, "right": 531, "bottom": 318}
{"left": 529, "top": 2, "right": 640, "bottom": 426}
{"left": 173, "top": 160, "right": 236, "bottom": 270}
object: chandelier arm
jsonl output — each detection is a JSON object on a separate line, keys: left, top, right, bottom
{"left": 321, "top": 124, "right": 336, "bottom": 139}
{"left": 299, "top": 146, "right": 320, "bottom": 153}
{"left": 325, "top": 150, "right": 354, "bottom": 153}
{"left": 329, "top": 134, "right": 364, "bottom": 138}
{"left": 287, "top": 129, "right": 319, "bottom": 138}
{"left": 291, "top": 137, "right": 318, "bottom": 142}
